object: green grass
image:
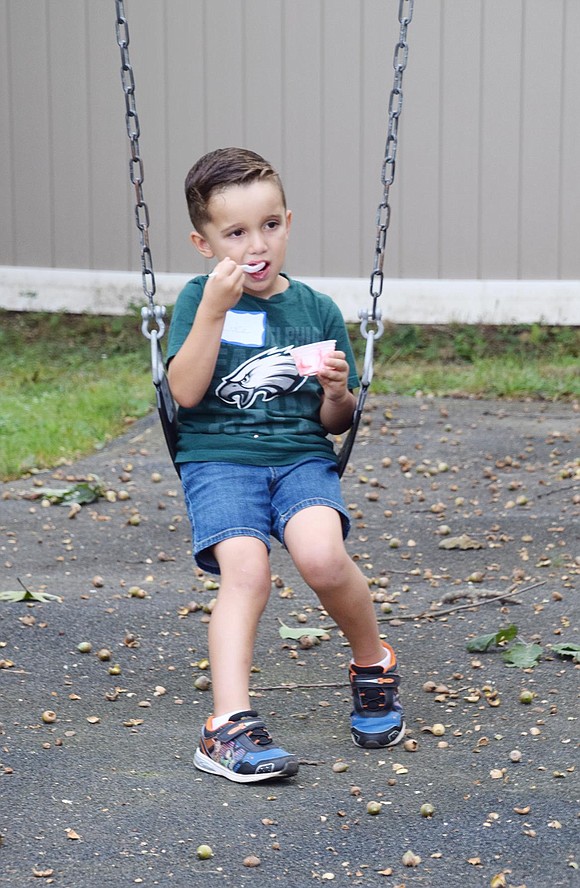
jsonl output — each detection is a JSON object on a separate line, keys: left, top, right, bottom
{"left": 0, "top": 311, "right": 153, "bottom": 480}
{"left": 350, "top": 322, "right": 580, "bottom": 400}
{"left": 1, "top": 310, "right": 578, "bottom": 481}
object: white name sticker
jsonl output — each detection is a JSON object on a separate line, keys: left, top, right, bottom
{"left": 222, "top": 310, "right": 267, "bottom": 347}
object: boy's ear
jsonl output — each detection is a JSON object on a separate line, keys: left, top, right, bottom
{"left": 190, "top": 230, "right": 215, "bottom": 259}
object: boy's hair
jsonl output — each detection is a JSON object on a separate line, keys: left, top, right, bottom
{"left": 185, "top": 147, "right": 286, "bottom": 232}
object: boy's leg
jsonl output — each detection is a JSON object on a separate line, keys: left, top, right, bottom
{"left": 194, "top": 534, "right": 299, "bottom": 782}
{"left": 283, "top": 506, "right": 384, "bottom": 664}
{"left": 284, "top": 505, "right": 405, "bottom": 748}
{"left": 209, "top": 535, "right": 272, "bottom": 716}
{"left": 180, "top": 461, "right": 299, "bottom": 781}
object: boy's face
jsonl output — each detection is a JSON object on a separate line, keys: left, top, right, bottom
{"left": 190, "top": 179, "right": 292, "bottom": 299}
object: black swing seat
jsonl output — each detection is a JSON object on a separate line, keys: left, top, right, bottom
{"left": 154, "top": 369, "right": 180, "bottom": 475}
{"left": 144, "top": 312, "right": 181, "bottom": 476}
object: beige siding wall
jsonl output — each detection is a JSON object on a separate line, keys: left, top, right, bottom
{"left": 1, "top": 0, "right": 579, "bottom": 282}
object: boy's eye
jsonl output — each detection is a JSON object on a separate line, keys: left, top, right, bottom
{"left": 265, "top": 220, "right": 279, "bottom": 230}
{"left": 228, "top": 229, "right": 244, "bottom": 238}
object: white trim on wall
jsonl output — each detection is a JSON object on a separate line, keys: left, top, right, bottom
{"left": 0, "top": 266, "right": 578, "bottom": 325}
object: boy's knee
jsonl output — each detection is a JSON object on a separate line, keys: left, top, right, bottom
{"left": 296, "top": 548, "right": 349, "bottom": 592}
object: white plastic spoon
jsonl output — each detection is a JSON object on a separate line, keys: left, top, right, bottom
{"left": 208, "top": 262, "right": 266, "bottom": 278}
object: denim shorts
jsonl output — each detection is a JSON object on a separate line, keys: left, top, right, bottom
{"left": 180, "top": 457, "right": 351, "bottom": 575}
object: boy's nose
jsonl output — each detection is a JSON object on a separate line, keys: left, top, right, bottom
{"left": 248, "top": 231, "right": 267, "bottom": 253}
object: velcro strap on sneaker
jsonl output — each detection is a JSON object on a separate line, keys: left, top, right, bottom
{"left": 220, "top": 718, "right": 265, "bottom": 742}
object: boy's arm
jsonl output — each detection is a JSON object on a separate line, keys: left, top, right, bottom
{"left": 168, "top": 259, "right": 244, "bottom": 408}
{"left": 317, "top": 350, "right": 356, "bottom": 435}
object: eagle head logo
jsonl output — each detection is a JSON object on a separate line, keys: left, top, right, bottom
{"left": 216, "top": 346, "right": 307, "bottom": 409}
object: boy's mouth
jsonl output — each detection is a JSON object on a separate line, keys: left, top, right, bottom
{"left": 244, "top": 261, "right": 269, "bottom": 278}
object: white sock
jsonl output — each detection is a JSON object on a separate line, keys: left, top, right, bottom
{"left": 352, "top": 645, "right": 392, "bottom": 670}
{"left": 210, "top": 710, "right": 248, "bottom": 730}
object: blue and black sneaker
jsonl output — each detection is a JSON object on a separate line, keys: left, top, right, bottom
{"left": 349, "top": 643, "right": 406, "bottom": 748}
{"left": 194, "top": 710, "right": 299, "bottom": 783}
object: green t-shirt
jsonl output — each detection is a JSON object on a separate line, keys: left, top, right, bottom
{"left": 166, "top": 275, "right": 359, "bottom": 466}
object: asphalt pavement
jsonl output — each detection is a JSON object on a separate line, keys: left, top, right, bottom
{"left": 1, "top": 394, "right": 578, "bottom": 888}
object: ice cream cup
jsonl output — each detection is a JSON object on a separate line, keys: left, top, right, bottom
{"left": 290, "top": 340, "right": 336, "bottom": 376}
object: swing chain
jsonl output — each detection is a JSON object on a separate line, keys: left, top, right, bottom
{"left": 368, "top": 0, "right": 414, "bottom": 322}
{"left": 115, "top": 0, "right": 165, "bottom": 344}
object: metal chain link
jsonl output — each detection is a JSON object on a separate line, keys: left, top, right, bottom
{"left": 368, "top": 0, "right": 414, "bottom": 325}
{"left": 114, "top": 0, "right": 166, "bottom": 356}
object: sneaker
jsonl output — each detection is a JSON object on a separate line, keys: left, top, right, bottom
{"left": 194, "top": 710, "right": 300, "bottom": 783}
{"left": 349, "top": 643, "right": 406, "bottom": 748}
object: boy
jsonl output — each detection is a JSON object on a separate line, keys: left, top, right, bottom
{"left": 167, "top": 147, "right": 405, "bottom": 783}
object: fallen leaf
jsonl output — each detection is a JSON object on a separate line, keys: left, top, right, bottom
{"left": 438, "top": 533, "right": 484, "bottom": 550}
{"left": 0, "top": 588, "right": 62, "bottom": 604}
{"left": 27, "top": 478, "right": 105, "bottom": 505}
{"left": 65, "top": 828, "right": 82, "bottom": 841}
{"left": 278, "top": 622, "right": 327, "bottom": 640}
{"left": 550, "top": 642, "right": 580, "bottom": 662}
{"left": 502, "top": 642, "right": 543, "bottom": 668}
{"left": 466, "top": 625, "right": 517, "bottom": 653}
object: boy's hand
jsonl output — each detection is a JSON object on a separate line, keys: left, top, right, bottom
{"left": 317, "top": 349, "right": 350, "bottom": 400}
{"left": 317, "top": 349, "right": 356, "bottom": 434}
{"left": 204, "top": 257, "right": 244, "bottom": 313}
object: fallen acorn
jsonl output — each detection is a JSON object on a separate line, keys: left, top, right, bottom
{"left": 421, "top": 723, "right": 446, "bottom": 736}
{"left": 77, "top": 641, "right": 92, "bottom": 654}
{"left": 402, "top": 850, "right": 421, "bottom": 867}
{"left": 420, "top": 802, "right": 435, "bottom": 818}
{"left": 41, "top": 710, "right": 57, "bottom": 724}
{"left": 96, "top": 648, "right": 112, "bottom": 661}
{"left": 243, "top": 855, "right": 261, "bottom": 868}
{"left": 467, "top": 571, "right": 485, "bottom": 583}
{"left": 366, "top": 801, "right": 382, "bottom": 815}
{"left": 196, "top": 844, "right": 213, "bottom": 860}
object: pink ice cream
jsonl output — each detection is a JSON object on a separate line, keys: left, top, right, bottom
{"left": 290, "top": 340, "right": 336, "bottom": 376}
